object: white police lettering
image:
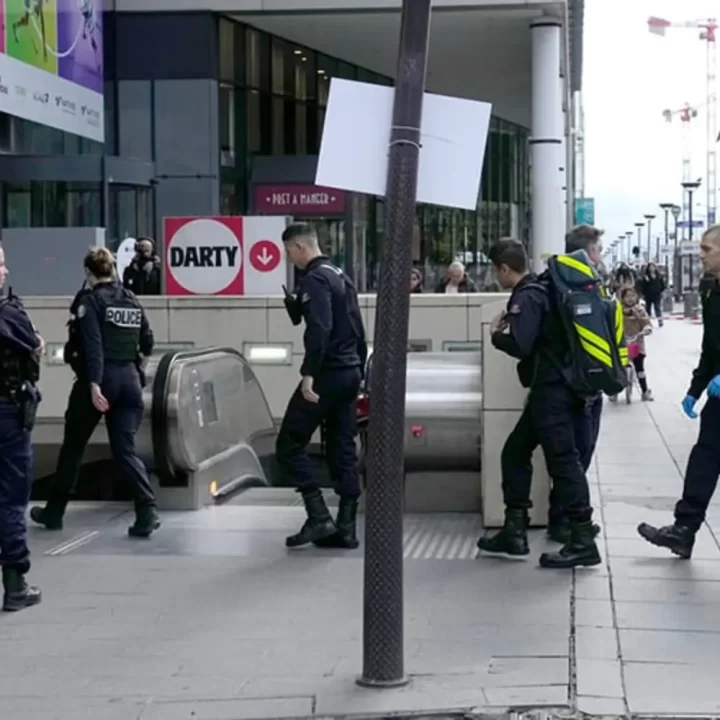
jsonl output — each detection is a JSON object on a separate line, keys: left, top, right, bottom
{"left": 106, "top": 307, "right": 142, "bottom": 327}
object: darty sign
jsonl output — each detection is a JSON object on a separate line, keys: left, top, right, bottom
{"left": 163, "top": 216, "right": 288, "bottom": 296}
{"left": 254, "top": 184, "right": 345, "bottom": 216}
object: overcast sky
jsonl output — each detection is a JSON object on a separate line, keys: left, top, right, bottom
{"left": 583, "top": 0, "right": 717, "bottom": 254}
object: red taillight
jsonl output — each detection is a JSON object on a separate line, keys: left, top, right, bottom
{"left": 356, "top": 393, "right": 369, "bottom": 418}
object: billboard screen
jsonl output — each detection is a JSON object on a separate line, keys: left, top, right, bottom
{"left": 0, "top": 0, "right": 104, "bottom": 142}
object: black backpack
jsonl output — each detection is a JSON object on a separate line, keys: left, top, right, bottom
{"left": 542, "top": 250, "right": 628, "bottom": 397}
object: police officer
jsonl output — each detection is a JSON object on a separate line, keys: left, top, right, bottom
{"left": 546, "top": 224, "right": 605, "bottom": 544}
{"left": 0, "top": 244, "right": 43, "bottom": 611}
{"left": 277, "top": 222, "right": 367, "bottom": 550}
{"left": 638, "top": 225, "right": 720, "bottom": 558}
{"left": 31, "top": 247, "right": 160, "bottom": 538}
{"left": 476, "top": 238, "right": 600, "bottom": 569}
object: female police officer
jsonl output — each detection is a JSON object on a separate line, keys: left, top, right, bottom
{"left": 0, "top": 243, "right": 44, "bottom": 611}
{"left": 31, "top": 247, "right": 160, "bottom": 538}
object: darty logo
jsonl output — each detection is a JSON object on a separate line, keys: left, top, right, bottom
{"left": 55, "top": 95, "right": 76, "bottom": 113}
{"left": 33, "top": 91, "right": 49, "bottom": 104}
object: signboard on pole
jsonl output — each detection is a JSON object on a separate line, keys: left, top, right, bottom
{"left": 677, "top": 220, "right": 704, "bottom": 229}
{"left": 0, "top": 0, "right": 104, "bottom": 141}
{"left": 315, "top": 78, "right": 491, "bottom": 210}
{"left": 163, "top": 216, "right": 287, "bottom": 296}
{"left": 574, "top": 198, "right": 595, "bottom": 225}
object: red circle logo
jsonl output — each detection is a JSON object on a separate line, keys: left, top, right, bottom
{"left": 249, "top": 240, "right": 281, "bottom": 272}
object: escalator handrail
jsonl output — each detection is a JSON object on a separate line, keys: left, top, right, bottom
{"left": 151, "top": 346, "right": 271, "bottom": 487}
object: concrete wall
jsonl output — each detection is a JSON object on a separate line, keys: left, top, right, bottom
{"left": 29, "top": 293, "right": 505, "bottom": 422}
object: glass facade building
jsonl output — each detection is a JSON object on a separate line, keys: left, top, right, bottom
{"left": 0, "top": 11, "right": 529, "bottom": 290}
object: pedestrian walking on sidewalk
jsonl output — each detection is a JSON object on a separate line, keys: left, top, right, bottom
{"left": 638, "top": 225, "right": 720, "bottom": 558}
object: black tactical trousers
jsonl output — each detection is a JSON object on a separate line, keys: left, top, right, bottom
{"left": 49, "top": 365, "right": 155, "bottom": 508}
{"left": 675, "top": 397, "right": 720, "bottom": 533}
{"left": 548, "top": 393, "right": 602, "bottom": 526}
{"left": 276, "top": 367, "right": 362, "bottom": 500}
{"left": 502, "top": 383, "right": 593, "bottom": 524}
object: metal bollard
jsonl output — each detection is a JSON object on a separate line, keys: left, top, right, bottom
{"left": 683, "top": 291, "right": 700, "bottom": 318}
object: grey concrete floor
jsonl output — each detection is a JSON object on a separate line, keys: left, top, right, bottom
{"left": 3, "top": 317, "right": 719, "bottom": 719}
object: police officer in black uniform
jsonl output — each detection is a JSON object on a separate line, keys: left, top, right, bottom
{"left": 31, "top": 247, "right": 160, "bottom": 538}
{"left": 476, "top": 238, "right": 600, "bottom": 569}
{"left": 638, "top": 225, "right": 720, "bottom": 558}
{"left": 277, "top": 222, "right": 367, "bottom": 550}
{"left": 0, "top": 244, "right": 43, "bottom": 611}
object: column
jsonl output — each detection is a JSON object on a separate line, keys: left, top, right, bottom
{"left": 530, "top": 20, "right": 565, "bottom": 272}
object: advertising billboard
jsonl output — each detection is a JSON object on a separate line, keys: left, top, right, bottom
{"left": 0, "top": 0, "right": 104, "bottom": 142}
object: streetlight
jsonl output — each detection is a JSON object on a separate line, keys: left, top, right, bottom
{"left": 625, "top": 231, "right": 634, "bottom": 262}
{"left": 634, "top": 222, "right": 645, "bottom": 263}
{"left": 671, "top": 205, "right": 681, "bottom": 298}
{"left": 681, "top": 180, "right": 701, "bottom": 292}
{"left": 644, "top": 214, "right": 656, "bottom": 264}
{"left": 659, "top": 202, "right": 675, "bottom": 267}
{"left": 617, "top": 236, "right": 625, "bottom": 264}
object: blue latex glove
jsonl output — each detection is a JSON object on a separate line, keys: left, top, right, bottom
{"left": 682, "top": 395, "right": 698, "bottom": 419}
{"left": 708, "top": 375, "right": 720, "bottom": 398}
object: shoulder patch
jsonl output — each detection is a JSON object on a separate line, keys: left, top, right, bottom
{"left": 301, "top": 293, "right": 310, "bottom": 303}
{"left": 77, "top": 304, "right": 87, "bottom": 318}
{"left": 508, "top": 303, "right": 522, "bottom": 315}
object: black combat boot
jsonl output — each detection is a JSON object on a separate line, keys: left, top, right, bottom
{"left": 29, "top": 500, "right": 67, "bottom": 531}
{"left": 314, "top": 498, "right": 360, "bottom": 549}
{"left": 477, "top": 508, "right": 530, "bottom": 557}
{"left": 547, "top": 521, "right": 601, "bottom": 544}
{"left": 286, "top": 489, "right": 337, "bottom": 548}
{"left": 637, "top": 522, "right": 694, "bottom": 559}
{"left": 539, "top": 520, "right": 602, "bottom": 568}
{"left": 2, "top": 567, "right": 42, "bottom": 612}
{"left": 128, "top": 505, "right": 161, "bottom": 538}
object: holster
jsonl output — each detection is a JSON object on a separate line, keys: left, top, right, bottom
{"left": 18, "top": 383, "right": 40, "bottom": 432}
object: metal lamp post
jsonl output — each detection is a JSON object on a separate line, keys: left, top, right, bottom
{"left": 681, "top": 180, "right": 702, "bottom": 292}
{"left": 644, "top": 214, "right": 655, "bottom": 264}
{"left": 358, "top": 0, "right": 432, "bottom": 689}
{"left": 625, "top": 231, "right": 634, "bottom": 262}
{"left": 659, "top": 202, "right": 674, "bottom": 267}
{"left": 671, "top": 205, "right": 681, "bottom": 298}
{"left": 634, "top": 222, "right": 645, "bottom": 263}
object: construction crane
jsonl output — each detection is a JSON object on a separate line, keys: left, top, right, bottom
{"left": 662, "top": 102, "right": 703, "bottom": 221}
{"left": 649, "top": 15, "right": 717, "bottom": 225}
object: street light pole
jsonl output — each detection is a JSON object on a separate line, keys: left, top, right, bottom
{"left": 681, "top": 180, "right": 702, "bottom": 293}
{"left": 644, "top": 214, "right": 655, "bottom": 264}
{"left": 634, "top": 222, "right": 645, "bottom": 263}
{"left": 358, "top": 0, "right": 432, "bottom": 689}
{"left": 671, "top": 205, "right": 681, "bottom": 299}
{"left": 659, "top": 202, "right": 674, "bottom": 270}
{"left": 625, "top": 231, "right": 634, "bottom": 262}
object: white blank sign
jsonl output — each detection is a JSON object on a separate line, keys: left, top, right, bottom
{"left": 316, "top": 79, "right": 492, "bottom": 211}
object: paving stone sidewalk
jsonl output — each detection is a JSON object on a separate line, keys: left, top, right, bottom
{"left": 2, "top": 319, "right": 719, "bottom": 719}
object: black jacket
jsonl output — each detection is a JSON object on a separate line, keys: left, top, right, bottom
{"left": 122, "top": 256, "right": 161, "bottom": 295}
{"left": 490, "top": 272, "right": 567, "bottom": 389}
{"left": 298, "top": 256, "right": 367, "bottom": 377}
{"left": 689, "top": 278, "right": 720, "bottom": 399}
{"left": 434, "top": 275, "right": 477, "bottom": 293}
{"left": 641, "top": 274, "right": 665, "bottom": 300}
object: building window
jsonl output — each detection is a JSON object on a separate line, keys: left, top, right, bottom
{"left": 272, "top": 96, "right": 284, "bottom": 153}
{"left": 219, "top": 18, "right": 235, "bottom": 82}
{"left": 246, "top": 29, "right": 270, "bottom": 91}
{"left": 271, "top": 38, "right": 286, "bottom": 95}
{"left": 219, "top": 83, "right": 236, "bottom": 167}
{"left": 295, "top": 102, "right": 307, "bottom": 154}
